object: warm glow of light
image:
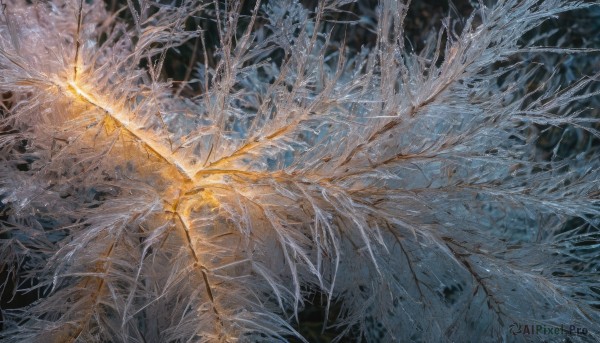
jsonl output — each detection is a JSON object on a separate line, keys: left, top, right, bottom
{"left": 64, "top": 80, "right": 197, "bottom": 181}
{"left": 57, "top": 78, "right": 263, "bottom": 214}
{"left": 65, "top": 79, "right": 218, "bottom": 266}
{"left": 54, "top": 73, "right": 229, "bottom": 332}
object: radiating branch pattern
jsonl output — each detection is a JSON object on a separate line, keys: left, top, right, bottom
{"left": 0, "top": 0, "right": 599, "bottom": 342}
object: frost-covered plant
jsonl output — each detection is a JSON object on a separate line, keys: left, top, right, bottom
{"left": 1, "top": 0, "right": 599, "bottom": 342}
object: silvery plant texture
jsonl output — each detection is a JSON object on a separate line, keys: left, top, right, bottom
{"left": 0, "top": 0, "right": 599, "bottom": 342}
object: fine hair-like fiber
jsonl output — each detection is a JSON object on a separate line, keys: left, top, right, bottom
{"left": 1, "top": 0, "right": 599, "bottom": 342}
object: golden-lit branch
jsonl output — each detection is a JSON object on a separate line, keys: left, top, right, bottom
{"left": 60, "top": 77, "right": 234, "bottom": 334}
{"left": 59, "top": 79, "right": 281, "bottom": 188}
{"left": 63, "top": 80, "right": 197, "bottom": 180}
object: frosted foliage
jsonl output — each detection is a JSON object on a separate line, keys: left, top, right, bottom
{"left": 0, "top": 0, "right": 599, "bottom": 342}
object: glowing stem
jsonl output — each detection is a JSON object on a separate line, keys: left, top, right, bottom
{"left": 65, "top": 81, "right": 196, "bottom": 180}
